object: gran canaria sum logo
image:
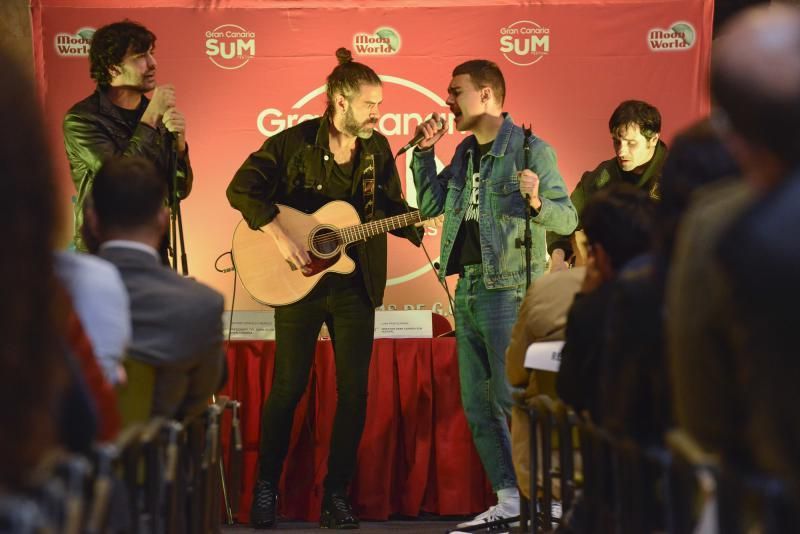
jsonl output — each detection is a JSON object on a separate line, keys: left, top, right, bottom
{"left": 353, "top": 27, "right": 401, "bottom": 56}
{"left": 499, "top": 20, "right": 550, "bottom": 66}
{"left": 205, "top": 24, "right": 256, "bottom": 70}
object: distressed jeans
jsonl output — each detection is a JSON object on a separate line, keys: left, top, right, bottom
{"left": 454, "top": 264, "right": 526, "bottom": 492}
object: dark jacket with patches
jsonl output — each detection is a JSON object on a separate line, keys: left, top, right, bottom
{"left": 227, "top": 116, "right": 422, "bottom": 308}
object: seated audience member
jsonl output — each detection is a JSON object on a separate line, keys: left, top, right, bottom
{"left": 707, "top": 4, "right": 800, "bottom": 489}
{"left": 505, "top": 267, "right": 585, "bottom": 500}
{"left": 56, "top": 248, "right": 131, "bottom": 385}
{"left": 59, "top": 290, "right": 121, "bottom": 442}
{"left": 603, "top": 119, "right": 739, "bottom": 445}
{"left": 84, "top": 156, "right": 226, "bottom": 420}
{"left": 548, "top": 100, "right": 666, "bottom": 270}
{"left": 659, "top": 118, "right": 746, "bottom": 460}
{"left": 555, "top": 185, "right": 654, "bottom": 422}
{"left": 0, "top": 48, "right": 96, "bottom": 494}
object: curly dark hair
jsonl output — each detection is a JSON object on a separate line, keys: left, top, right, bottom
{"left": 89, "top": 20, "right": 156, "bottom": 88}
{"left": 609, "top": 100, "right": 661, "bottom": 141}
{"left": 0, "top": 50, "right": 66, "bottom": 490}
{"left": 325, "top": 47, "right": 382, "bottom": 116}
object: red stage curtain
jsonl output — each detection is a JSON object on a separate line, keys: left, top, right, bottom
{"left": 220, "top": 338, "right": 494, "bottom": 522}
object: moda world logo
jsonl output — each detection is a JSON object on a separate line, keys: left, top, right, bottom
{"left": 498, "top": 20, "right": 550, "bottom": 66}
{"left": 353, "top": 27, "right": 401, "bottom": 56}
{"left": 55, "top": 27, "right": 94, "bottom": 57}
{"left": 205, "top": 24, "right": 256, "bottom": 69}
{"left": 648, "top": 21, "right": 696, "bottom": 51}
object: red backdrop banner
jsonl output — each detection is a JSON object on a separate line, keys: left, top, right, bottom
{"left": 32, "top": 0, "right": 713, "bottom": 316}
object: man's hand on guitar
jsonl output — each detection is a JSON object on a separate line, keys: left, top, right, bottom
{"left": 416, "top": 214, "right": 444, "bottom": 228}
{"left": 264, "top": 220, "right": 311, "bottom": 272}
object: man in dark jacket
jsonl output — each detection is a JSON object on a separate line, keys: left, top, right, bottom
{"left": 548, "top": 100, "right": 666, "bottom": 270}
{"left": 227, "top": 48, "right": 421, "bottom": 530}
{"left": 63, "top": 20, "right": 192, "bottom": 252}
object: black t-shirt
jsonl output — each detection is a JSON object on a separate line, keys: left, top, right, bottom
{"left": 446, "top": 140, "right": 493, "bottom": 275}
{"left": 114, "top": 104, "right": 142, "bottom": 131}
{"left": 329, "top": 152, "right": 357, "bottom": 200}
{"left": 313, "top": 145, "right": 362, "bottom": 291}
{"left": 620, "top": 168, "right": 643, "bottom": 185}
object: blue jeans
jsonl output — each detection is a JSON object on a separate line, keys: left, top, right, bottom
{"left": 455, "top": 264, "right": 526, "bottom": 492}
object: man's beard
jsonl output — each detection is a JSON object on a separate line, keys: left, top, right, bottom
{"left": 344, "top": 107, "right": 376, "bottom": 139}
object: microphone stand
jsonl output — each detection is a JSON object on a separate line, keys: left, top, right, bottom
{"left": 167, "top": 133, "right": 189, "bottom": 276}
{"left": 516, "top": 124, "right": 534, "bottom": 290}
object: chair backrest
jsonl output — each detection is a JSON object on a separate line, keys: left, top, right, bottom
{"left": 117, "top": 358, "right": 156, "bottom": 427}
{"left": 526, "top": 394, "right": 578, "bottom": 532}
{"left": 667, "top": 428, "right": 800, "bottom": 534}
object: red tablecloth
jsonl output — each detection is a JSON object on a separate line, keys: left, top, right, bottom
{"left": 220, "top": 338, "right": 494, "bottom": 522}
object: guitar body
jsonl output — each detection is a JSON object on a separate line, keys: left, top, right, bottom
{"left": 232, "top": 201, "right": 361, "bottom": 306}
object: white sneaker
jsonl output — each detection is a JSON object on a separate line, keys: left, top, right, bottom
{"left": 551, "top": 500, "right": 562, "bottom": 519}
{"left": 456, "top": 500, "right": 520, "bottom": 529}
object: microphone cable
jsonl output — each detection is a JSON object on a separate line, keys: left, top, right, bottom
{"left": 393, "top": 150, "right": 455, "bottom": 317}
{"left": 215, "top": 250, "right": 238, "bottom": 346}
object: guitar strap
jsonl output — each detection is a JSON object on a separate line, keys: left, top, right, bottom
{"left": 362, "top": 154, "right": 376, "bottom": 222}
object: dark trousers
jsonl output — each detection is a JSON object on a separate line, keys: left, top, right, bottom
{"left": 257, "top": 276, "right": 375, "bottom": 492}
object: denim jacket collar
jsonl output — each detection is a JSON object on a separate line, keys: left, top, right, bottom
{"left": 489, "top": 112, "right": 515, "bottom": 158}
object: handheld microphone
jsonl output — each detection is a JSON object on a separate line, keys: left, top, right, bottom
{"left": 396, "top": 117, "right": 446, "bottom": 156}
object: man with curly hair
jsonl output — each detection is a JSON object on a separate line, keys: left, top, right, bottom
{"left": 63, "top": 20, "right": 192, "bottom": 253}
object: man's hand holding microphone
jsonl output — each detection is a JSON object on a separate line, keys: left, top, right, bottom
{"left": 140, "top": 84, "right": 187, "bottom": 156}
{"left": 406, "top": 112, "right": 448, "bottom": 153}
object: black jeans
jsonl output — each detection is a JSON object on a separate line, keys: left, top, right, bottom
{"left": 257, "top": 275, "right": 375, "bottom": 492}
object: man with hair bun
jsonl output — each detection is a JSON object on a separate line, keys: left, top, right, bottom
{"left": 228, "top": 48, "right": 421, "bottom": 530}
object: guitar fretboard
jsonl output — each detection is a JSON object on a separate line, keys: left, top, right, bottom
{"left": 339, "top": 210, "right": 423, "bottom": 244}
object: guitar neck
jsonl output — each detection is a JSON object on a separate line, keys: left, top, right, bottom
{"left": 340, "top": 210, "right": 423, "bottom": 245}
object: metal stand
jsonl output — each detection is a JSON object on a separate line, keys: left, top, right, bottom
{"left": 166, "top": 134, "right": 189, "bottom": 276}
{"left": 211, "top": 394, "right": 238, "bottom": 525}
{"left": 516, "top": 124, "right": 535, "bottom": 290}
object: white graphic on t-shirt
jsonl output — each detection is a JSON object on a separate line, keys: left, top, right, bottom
{"left": 465, "top": 172, "right": 480, "bottom": 221}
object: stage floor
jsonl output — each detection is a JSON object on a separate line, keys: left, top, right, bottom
{"left": 221, "top": 517, "right": 482, "bottom": 533}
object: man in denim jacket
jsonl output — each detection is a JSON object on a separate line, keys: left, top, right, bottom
{"left": 411, "top": 59, "right": 577, "bottom": 527}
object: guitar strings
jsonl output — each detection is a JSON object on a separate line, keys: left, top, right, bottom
{"left": 310, "top": 212, "right": 422, "bottom": 246}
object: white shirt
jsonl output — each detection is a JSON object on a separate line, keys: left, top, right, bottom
{"left": 55, "top": 250, "right": 131, "bottom": 384}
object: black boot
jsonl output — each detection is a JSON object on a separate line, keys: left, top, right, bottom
{"left": 250, "top": 479, "right": 278, "bottom": 529}
{"left": 320, "top": 491, "right": 359, "bottom": 529}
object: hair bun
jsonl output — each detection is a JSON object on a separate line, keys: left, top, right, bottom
{"left": 335, "top": 47, "right": 353, "bottom": 65}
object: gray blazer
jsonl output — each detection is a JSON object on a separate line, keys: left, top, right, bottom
{"left": 99, "top": 245, "right": 225, "bottom": 420}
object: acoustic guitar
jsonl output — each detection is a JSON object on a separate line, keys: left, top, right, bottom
{"left": 231, "top": 200, "right": 423, "bottom": 306}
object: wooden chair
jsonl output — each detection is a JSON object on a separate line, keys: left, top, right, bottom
{"left": 524, "top": 395, "right": 578, "bottom": 533}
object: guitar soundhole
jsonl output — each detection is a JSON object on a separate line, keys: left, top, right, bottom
{"left": 310, "top": 226, "right": 341, "bottom": 258}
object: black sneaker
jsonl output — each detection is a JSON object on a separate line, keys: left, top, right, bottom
{"left": 320, "top": 492, "right": 359, "bottom": 529}
{"left": 250, "top": 479, "right": 278, "bottom": 529}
